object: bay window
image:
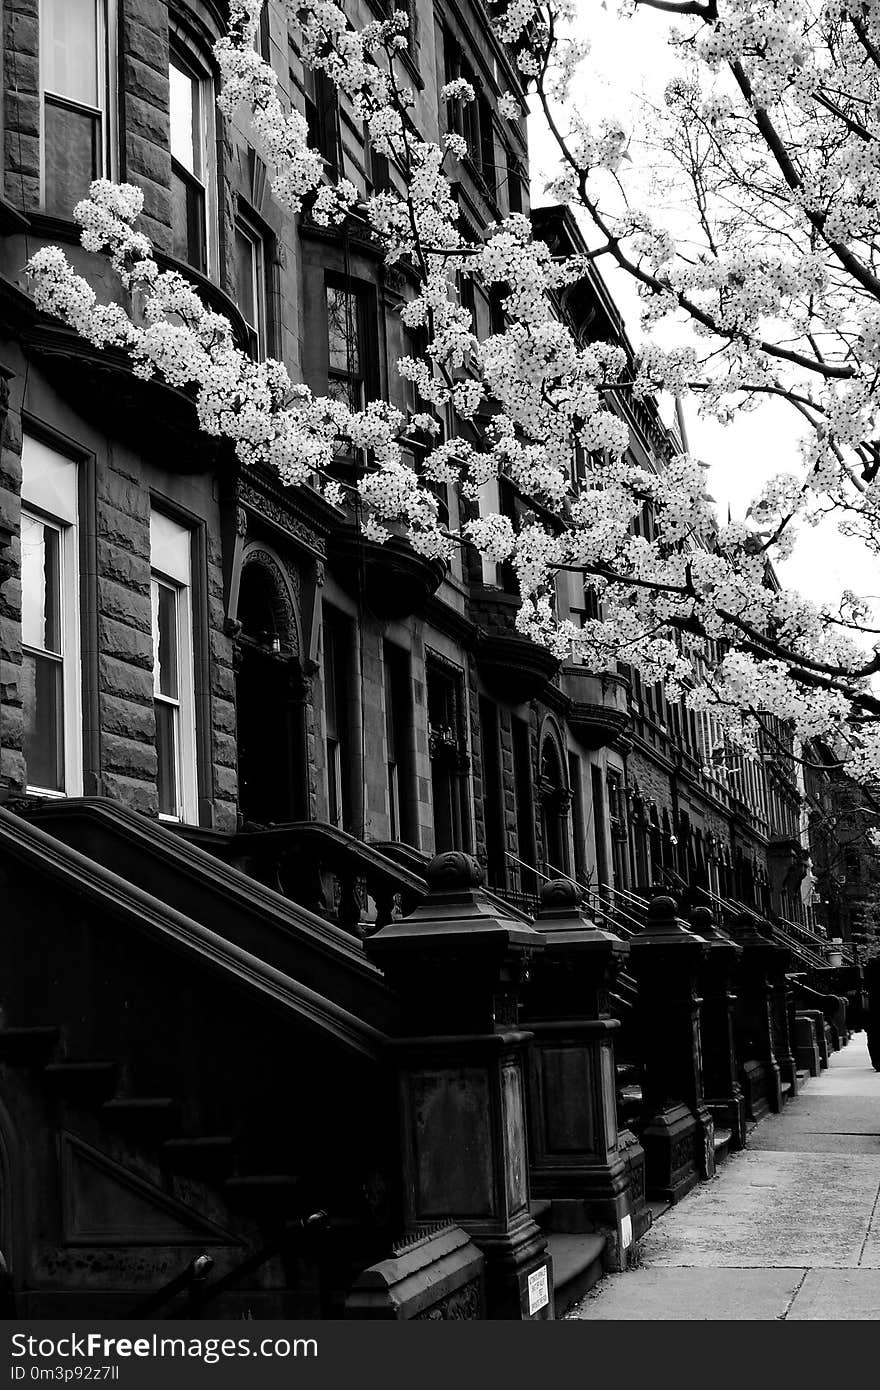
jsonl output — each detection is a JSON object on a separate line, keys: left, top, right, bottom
{"left": 150, "top": 511, "right": 197, "bottom": 821}
{"left": 169, "top": 50, "right": 216, "bottom": 275}
{"left": 20, "top": 435, "right": 82, "bottom": 795}
{"left": 41, "top": 0, "right": 115, "bottom": 216}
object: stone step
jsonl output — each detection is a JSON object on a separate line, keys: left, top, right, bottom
{"left": 0, "top": 1027, "right": 61, "bottom": 1064}
{"left": 44, "top": 1061, "right": 119, "bottom": 1104}
{"left": 713, "top": 1126, "right": 733, "bottom": 1165}
{"left": 615, "top": 1061, "right": 640, "bottom": 1087}
{"left": 163, "top": 1136, "right": 238, "bottom": 1179}
{"left": 101, "top": 1097, "right": 182, "bottom": 1139}
{"left": 529, "top": 1198, "right": 552, "bottom": 1230}
{"left": 547, "top": 1233, "right": 607, "bottom": 1317}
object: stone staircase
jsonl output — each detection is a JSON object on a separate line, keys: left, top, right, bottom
{"left": 0, "top": 806, "right": 398, "bottom": 1317}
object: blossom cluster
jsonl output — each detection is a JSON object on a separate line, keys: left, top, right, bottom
{"left": 22, "top": 0, "right": 880, "bottom": 790}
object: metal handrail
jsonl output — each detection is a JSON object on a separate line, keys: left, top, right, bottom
{"left": 194, "top": 1211, "right": 330, "bottom": 1315}
{"left": 128, "top": 1211, "right": 331, "bottom": 1320}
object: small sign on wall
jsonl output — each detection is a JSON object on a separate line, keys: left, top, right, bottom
{"left": 621, "top": 1214, "right": 633, "bottom": 1250}
{"left": 527, "top": 1263, "right": 549, "bottom": 1316}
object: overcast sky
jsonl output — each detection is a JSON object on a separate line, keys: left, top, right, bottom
{"left": 527, "top": 0, "right": 880, "bottom": 633}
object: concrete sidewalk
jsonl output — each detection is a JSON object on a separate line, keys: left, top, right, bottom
{"left": 570, "top": 1033, "right": 880, "bottom": 1319}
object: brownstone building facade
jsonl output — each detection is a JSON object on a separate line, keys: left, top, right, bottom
{"left": 0, "top": 0, "right": 843, "bottom": 1318}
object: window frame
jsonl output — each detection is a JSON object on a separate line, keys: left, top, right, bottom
{"left": 39, "top": 0, "right": 118, "bottom": 215}
{"left": 234, "top": 210, "right": 270, "bottom": 359}
{"left": 168, "top": 43, "right": 219, "bottom": 279}
{"left": 20, "top": 436, "right": 84, "bottom": 798}
{"left": 302, "top": 64, "right": 340, "bottom": 174}
{"left": 150, "top": 510, "right": 198, "bottom": 824}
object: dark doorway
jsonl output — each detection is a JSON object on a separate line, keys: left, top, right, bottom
{"left": 540, "top": 738, "right": 569, "bottom": 877}
{"left": 235, "top": 562, "right": 307, "bottom": 825}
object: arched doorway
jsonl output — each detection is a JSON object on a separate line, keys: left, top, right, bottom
{"left": 235, "top": 557, "right": 308, "bottom": 825}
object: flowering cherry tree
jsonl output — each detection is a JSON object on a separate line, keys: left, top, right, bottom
{"left": 23, "top": 0, "right": 880, "bottom": 784}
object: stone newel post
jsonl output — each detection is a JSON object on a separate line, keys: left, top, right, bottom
{"left": 689, "top": 907, "right": 746, "bottom": 1150}
{"left": 628, "top": 895, "right": 714, "bottom": 1203}
{"left": 366, "top": 852, "right": 552, "bottom": 1320}
{"left": 523, "top": 879, "right": 638, "bottom": 1270}
{"left": 726, "top": 911, "right": 784, "bottom": 1119}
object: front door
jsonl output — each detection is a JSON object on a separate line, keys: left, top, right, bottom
{"left": 236, "top": 644, "right": 306, "bottom": 824}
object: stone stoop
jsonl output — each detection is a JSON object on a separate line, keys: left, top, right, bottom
{"left": 545, "top": 1234, "right": 607, "bottom": 1317}
{"left": 528, "top": 1202, "right": 607, "bottom": 1317}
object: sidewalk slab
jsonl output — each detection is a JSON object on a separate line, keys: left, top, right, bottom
{"left": 786, "top": 1270, "right": 880, "bottom": 1319}
{"left": 572, "top": 1267, "right": 804, "bottom": 1320}
{"left": 639, "top": 1150, "right": 880, "bottom": 1268}
{"left": 569, "top": 1035, "right": 880, "bottom": 1319}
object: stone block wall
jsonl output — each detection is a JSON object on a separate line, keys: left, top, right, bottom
{"left": 3, "top": 0, "right": 40, "bottom": 211}
{"left": 0, "top": 369, "right": 24, "bottom": 791}
{"left": 123, "top": 0, "right": 173, "bottom": 252}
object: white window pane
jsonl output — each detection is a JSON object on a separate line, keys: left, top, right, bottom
{"left": 150, "top": 510, "right": 191, "bottom": 585}
{"left": 169, "top": 59, "right": 199, "bottom": 175}
{"left": 22, "top": 651, "right": 65, "bottom": 792}
{"left": 44, "top": 97, "right": 101, "bottom": 216}
{"left": 235, "top": 225, "right": 257, "bottom": 329}
{"left": 21, "top": 516, "right": 62, "bottom": 655}
{"left": 151, "top": 579, "right": 179, "bottom": 700}
{"left": 43, "top": 0, "right": 99, "bottom": 107}
{"left": 155, "top": 701, "right": 179, "bottom": 816}
{"left": 21, "top": 435, "right": 78, "bottom": 522}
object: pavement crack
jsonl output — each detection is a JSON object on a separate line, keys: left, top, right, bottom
{"left": 780, "top": 1270, "right": 809, "bottom": 1320}
{"left": 857, "top": 1177, "right": 880, "bottom": 1267}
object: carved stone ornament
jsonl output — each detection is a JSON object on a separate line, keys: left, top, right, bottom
{"left": 416, "top": 1279, "right": 482, "bottom": 1320}
{"left": 237, "top": 480, "right": 326, "bottom": 558}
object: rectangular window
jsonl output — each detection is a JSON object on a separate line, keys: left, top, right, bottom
{"left": 323, "top": 611, "right": 353, "bottom": 831}
{"left": 41, "top": 0, "right": 114, "bottom": 216}
{"left": 479, "top": 696, "right": 506, "bottom": 889}
{"left": 20, "top": 436, "right": 82, "bottom": 795}
{"left": 169, "top": 51, "right": 215, "bottom": 275}
{"left": 366, "top": 142, "right": 393, "bottom": 195}
{"left": 326, "top": 284, "right": 365, "bottom": 412}
{"left": 427, "top": 659, "right": 469, "bottom": 855}
{"left": 607, "top": 770, "right": 629, "bottom": 889}
{"left": 303, "top": 66, "right": 340, "bottom": 173}
{"left": 568, "top": 751, "right": 587, "bottom": 885}
{"left": 234, "top": 215, "right": 268, "bottom": 359}
{"left": 511, "top": 715, "right": 536, "bottom": 897}
{"left": 150, "top": 511, "right": 197, "bottom": 822}
{"left": 505, "top": 147, "right": 524, "bottom": 215}
{"left": 478, "top": 96, "right": 496, "bottom": 196}
{"left": 384, "top": 643, "right": 416, "bottom": 845}
{"left": 592, "top": 765, "right": 611, "bottom": 890}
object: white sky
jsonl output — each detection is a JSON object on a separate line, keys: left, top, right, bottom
{"left": 527, "top": 0, "right": 880, "bottom": 630}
